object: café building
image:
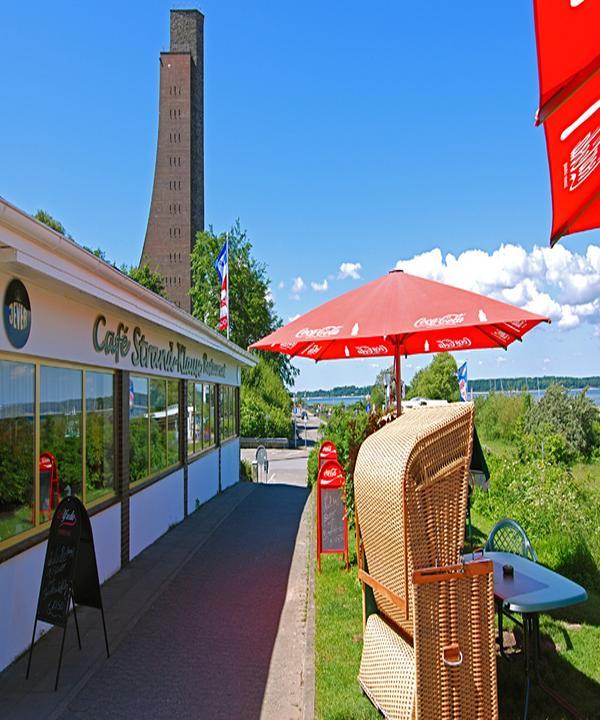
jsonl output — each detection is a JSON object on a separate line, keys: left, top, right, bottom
{"left": 0, "top": 197, "right": 255, "bottom": 671}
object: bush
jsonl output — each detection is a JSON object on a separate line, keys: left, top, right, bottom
{"left": 308, "top": 405, "right": 392, "bottom": 524}
{"left": 474, "top": 392, "right": 529, "bottom": 443}
{"left": 240, "top": 459, "right": 253, "bottom": 482}
{"left": 240, "top": 390, "right": 291, "bottom": 438}
{"left": 472, "top": 454, "right": 600, "bottom": 591}
{"left": 525, "top": 384, "right": 598, "bottom": 460}
{"left": 240, "top": 356, "right": 292, "bottom": 439}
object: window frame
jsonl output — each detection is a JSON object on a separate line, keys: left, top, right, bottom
{"left": 0, "top": 351, "right": 117, "bottom": 552}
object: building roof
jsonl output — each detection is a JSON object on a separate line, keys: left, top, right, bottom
{"left": 0, "top": 196, "right": 256, "bottom": 368}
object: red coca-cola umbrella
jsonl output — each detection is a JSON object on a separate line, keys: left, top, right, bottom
{"left": 533, "top": 0, "right": 600, "bottom": 246}
{"left": 250, "top": 270, "right": 549, "bottom": 413}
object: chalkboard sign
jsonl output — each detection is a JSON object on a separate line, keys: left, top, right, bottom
{"left": 317, "top": 460, "right": 348, "bottom": 571}
{"left": 321, "top": 488, "right": 345, "bottom": 551}
{"left": 27, "top": 496, "right": 108, "bottom": 690}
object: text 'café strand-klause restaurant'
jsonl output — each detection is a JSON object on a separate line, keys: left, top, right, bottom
{"left": 0, "top": 197, "right": 255, "bottom": 671}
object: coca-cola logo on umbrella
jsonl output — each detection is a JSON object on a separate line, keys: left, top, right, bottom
{"left": 436, "top": 337, "right": 472, "bottom": 350}
{"left": 414, "top": 313, "right": 466, "bottom": 328}
{"left": 355, "top": 344, "right": 388, "bottom": 356}
{"left": 296, "top": 326, "right": 342, "bottom": 339}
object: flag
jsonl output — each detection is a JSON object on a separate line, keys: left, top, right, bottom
{"left": 214, "top": 241, "right": 228, "bottom": 332}
{"left": 458, "top": 362, "right": 468, "bottom": 402}
{"left": 532, "top": 0, "right": 600, "bottom": 246}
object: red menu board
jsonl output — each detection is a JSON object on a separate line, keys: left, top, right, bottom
{"left": 317, "top": 459, "right": 348, "bottom": 571}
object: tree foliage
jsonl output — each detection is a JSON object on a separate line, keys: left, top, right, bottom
{"left": 125, "top": 263, "right": 167, "bottom": 298}
{"left": 406, "top": 353, "right": 459, "bottom": 402}
{"left": 190, "top": 221, "right": 296, "bottom": 386}
{"left": 34, "top": 209, "right": 68, "bottom": 236}
{"left": 525, "top": 384, "right": 598, "bottom": 460}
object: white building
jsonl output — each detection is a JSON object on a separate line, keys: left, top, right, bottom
{"left": 0, "top": 197, "right": 255, "bottom": 671}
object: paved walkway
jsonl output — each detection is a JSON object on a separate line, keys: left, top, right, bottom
{"left": 0, "top": 473, "right": 313, "bottom": 720}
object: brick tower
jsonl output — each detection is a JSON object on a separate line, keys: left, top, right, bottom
{"left": 141, "top": 9, "right": 204, "bottom": 311}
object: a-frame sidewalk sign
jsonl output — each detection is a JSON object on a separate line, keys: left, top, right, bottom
{"left": 26, "top": 495, "right": 109, "bottom": 690}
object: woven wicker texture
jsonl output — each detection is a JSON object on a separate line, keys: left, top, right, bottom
{"left": 413, "top": 568, "right": 498, "bottom": 720}
{"left": 359, "top": 614, "right": 416, "bottom": 720}
{"left": 354, "top": 404, "right": 474, "bottom": 633}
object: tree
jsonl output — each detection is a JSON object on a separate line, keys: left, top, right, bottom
{"left": 34, "top": 209, "right": 68, "bottom": 236}
{"left": 406, "top": 353, "right": 460, "bottom": 402}
{"left": 83, "top": 246, "right": 167, "bottom": 299}
{"left": 190, "top": 221, "right": 297, "bottom": 386}
{"left": 525, "top": 384, "right": 598, "bottom": 459}
{"left": 124, "top": 263, "right": 167, "bottom": 298}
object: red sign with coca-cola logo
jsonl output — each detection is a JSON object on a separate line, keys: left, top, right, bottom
{"left": 317, "top": 459, "right": 348, "bottom": 571}
{"left": 318, "top": 440, "right": 338, "bottom": 470}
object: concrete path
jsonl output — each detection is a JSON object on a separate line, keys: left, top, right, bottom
{"left": 0, "top": 460, "right": 314, "bottom": 720}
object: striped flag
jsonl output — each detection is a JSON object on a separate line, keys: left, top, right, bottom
{"left": 458, "top": 361, "right": 468, "bottom": 402}
{"left": 214, "top": 241, "right": 229, "bottom": 334}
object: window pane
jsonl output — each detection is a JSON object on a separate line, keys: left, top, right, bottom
{"left": 195, "top": 383, "right": 202, "bottom": 450}
{"left": 210, "top": 384, "right": 217, "bottom": 446}
{"left": 203, "top": 384, "right": 211, "bottom": 447}
{"left": 149, "top": 379, "right": 167, "bottom": 474}
{"left": 86, "top": 372, "right": 114, "bottom": 503}
{"left": 187, "top": 382, "right": 195, "bottom": 456}
{"left": 40, "top": 366, "right": 82, "bottom": 516}
{"left": 220, "top": 386, "right": 226, "bottom": 439}
{"left": 0, "top": 360, "right": 34, "bottom": 542}
{"left": 129, "top": 376, "right": 149, "bottom": 483}
{"left": 167, "top": 380, "right": 179, "bottom": 464}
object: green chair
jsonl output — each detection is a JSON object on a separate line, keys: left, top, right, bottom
{"left": 485, "top": 518, "right": 538, "bottom": 657}
{"left": 485, "top": 518, "right": 537, "bottom": 562}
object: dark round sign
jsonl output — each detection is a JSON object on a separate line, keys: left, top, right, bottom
{"left": 3, "top": 278, "right": 31, "bottom": 348}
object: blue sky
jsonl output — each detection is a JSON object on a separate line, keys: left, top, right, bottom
{"left": 1, "top": 1, "right": 599, "bottom": 390}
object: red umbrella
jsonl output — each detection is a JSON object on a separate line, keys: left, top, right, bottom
{"left": 250, "top": 270, "right": 549, "bottom": 413}
{"left": 532, "top": 0, "right": 600, "bottom": 246}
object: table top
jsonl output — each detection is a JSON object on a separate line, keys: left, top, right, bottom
{"left": 481, "top": 551, "right": 588, "bottom": 614}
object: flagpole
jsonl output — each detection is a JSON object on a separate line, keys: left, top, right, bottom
{"left": 226, "top": 234, "right": 230, "bottom": 340}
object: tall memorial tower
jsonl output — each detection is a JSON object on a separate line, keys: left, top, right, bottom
{"left": 141, "top": 9, "right": 204, "bottom": 311}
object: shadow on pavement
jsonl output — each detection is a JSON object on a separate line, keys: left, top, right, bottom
{"left": 56, "top": 484, "right": 309, "bottom": 720}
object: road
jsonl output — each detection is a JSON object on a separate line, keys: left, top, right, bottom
{"left": 241, "top": 412, "right": 322, "bottom": 487}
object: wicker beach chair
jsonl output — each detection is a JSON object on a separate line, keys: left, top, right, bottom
{"left": 354, "top": 404, "right": 498, "bottom": 720}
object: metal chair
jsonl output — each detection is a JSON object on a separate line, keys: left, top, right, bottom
{"left": 485, "top": 519, "right": 538, "bottom": 657}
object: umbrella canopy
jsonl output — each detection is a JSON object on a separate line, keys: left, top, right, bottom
{"left": 250, "top": 270, "right": 549, "bottom": 412}
{"left": 532, "top": 0, "right": 600, "bottom": 246}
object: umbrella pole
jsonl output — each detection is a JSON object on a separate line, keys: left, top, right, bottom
{"left": 394, "top": 343, "right": 401, "bottom": 416}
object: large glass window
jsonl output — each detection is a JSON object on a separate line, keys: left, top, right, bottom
{"left": 129, "top": 375, "right": 149, "bottom": 483}
{"left": 0, "top": 360, "right": 35, "bottom": 543}
{"left": 130, "top": 375, "right": 181, "bottom": 484}
{"left": 1, "top": 359, "right": 116, "bottom": 548}
{"left": 40, "top": 366, "right": 82, "bottom": 519}
{"left": 149, "top": 379, "right": 167, "bottom": 474}
{"left": 86, "top": 372, "right": 114, "bottom": 503}
{"left": 167, "top": 380, "right": 179, "bottom": 465}
{"left": 187, "top": 381, "right": 216, "bottom": 456}
{"left": 220, "top": 385, "right": 238, "bottom": 442}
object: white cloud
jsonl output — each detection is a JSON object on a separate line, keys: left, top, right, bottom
{"left": 277, "top": 280, "right": 285, "bottom": 289}
{"left": 311, "top": 279, "right": 329, "bottom": 292}
{"left": 395, "top": 243, "right": 600, "bottom": 334}
{"left": 339, "top": 262, "right": 362, "bottom": 280}
{"left": 290, "top": 276, "right": 305, "bottom": 300}
{"left": 288, "top": 313, "right": 301, "bottom": 322}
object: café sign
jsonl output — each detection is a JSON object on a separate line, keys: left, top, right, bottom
{"left": 92, "top": 315, "right": 226, "bottom": 379}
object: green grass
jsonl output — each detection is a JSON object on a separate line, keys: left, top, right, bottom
{"left": 316, "top": 522, "right": 600, "bottom": 720}
{"left": 315, "top": 545, "right": 379, "bottom": 720}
